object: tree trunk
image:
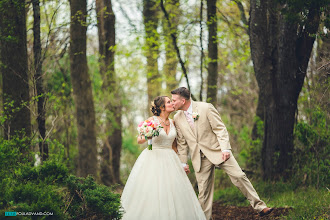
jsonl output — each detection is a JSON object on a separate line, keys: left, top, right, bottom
{"left": 70, "top": 0, "right": 98, "bottom": 178}
{"left": 33, "top": 0, "right": 48, "bottom": 161}
{"left": 206, "top": 0, "right": 218, "bottom": 106}
{"left": 143, "top": 0, "right": 161, "bottom": 105}
{"left": 199, "top": 0, "right": 204, "bottom": 101}
{"left": 250, "top": 0, "right": 321, "bottom": 180}
{"left": 162, "top": 0, "right": 179, "bottom": 93}
{"left": 96, "top": 0, "right": 122, "bottom": 185}
{"left": 0, "top": 0, "right": 31, "bottom": 141}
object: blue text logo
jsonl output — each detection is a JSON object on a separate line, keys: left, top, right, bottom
{"left": 5, "top": 212, "right": 17, "bottom": 216}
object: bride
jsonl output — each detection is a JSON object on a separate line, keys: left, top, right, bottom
{"left": 121, "top": 96, "right": 206, "bottom": 220}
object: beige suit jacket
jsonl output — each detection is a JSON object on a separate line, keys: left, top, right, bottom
{"left": 174, "top": 101, "right": 231, "bottom": 172}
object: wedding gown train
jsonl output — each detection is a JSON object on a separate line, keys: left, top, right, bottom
{"left": 121, "top": 117, "right": 206, "bottom": 220}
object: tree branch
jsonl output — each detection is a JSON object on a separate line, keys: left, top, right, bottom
{"left": 296, "top": 8, "right": 321, "bottom": 88}
{"left": 217, "top": 7, "right": 247, "bottom": 36}
{"left": 118, "top": 4, "right": 138, "bottom": 33}
{"left": 232, "top": 0, "right": 249, "bottom": 34}
{"left": 160, "top": 0, "right": 196, "bottom": 100}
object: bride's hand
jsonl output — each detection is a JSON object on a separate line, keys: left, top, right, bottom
{"left": 184, "top": 164, "right": 190, "bottom": 174}
{"left": 137, "top": 135, "right": 147, "bottom": 144}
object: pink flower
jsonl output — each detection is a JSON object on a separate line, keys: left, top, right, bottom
{"left": 138, "top": 121, "right": 144, "bottom": 127}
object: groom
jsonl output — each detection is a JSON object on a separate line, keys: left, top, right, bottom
{"left": 171, "top": 87, "right": 273, "bottom": 219}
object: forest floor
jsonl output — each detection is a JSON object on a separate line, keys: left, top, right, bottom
{"left": 115, "top": 187, "right": 293, "bottom": 219}
{"left": 212, "top": 202, "right": 292, "bottom": 220}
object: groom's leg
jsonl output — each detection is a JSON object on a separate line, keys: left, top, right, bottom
{"left": 195, "top": 156, "right": 215, "bottom": 220}
{"left": 219, "top": 151, "right": 267, "bottom": 212}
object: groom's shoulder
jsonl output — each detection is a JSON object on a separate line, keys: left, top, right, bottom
{"left": 195, "top": 101, "right": 210, "bottom": 109}
{"left": 196, "top": 101, "right": 208, "bottom": 106}
{"left": 173, "top": 111, "right": 181, "bottom": 120}
{"left": 195, "top": 101, "right": 217, "bottom": 114}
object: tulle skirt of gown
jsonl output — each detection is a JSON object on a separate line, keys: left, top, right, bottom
{"left": 121, "top": 148, "right": 206, "bottom": 220}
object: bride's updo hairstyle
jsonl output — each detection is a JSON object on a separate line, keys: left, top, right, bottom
{"left": 151, "top": 96, "right": 167, "bottom": 116}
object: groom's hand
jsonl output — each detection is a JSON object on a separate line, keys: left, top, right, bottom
{"left": 184, "top": 164, "right": 190, "bottom": 174}
{"left": 222, "top": 151, "right": 230, "bottom": 161}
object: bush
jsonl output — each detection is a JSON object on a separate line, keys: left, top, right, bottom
{"left": 5, "top": 182, "right": 63, "bottom": 219}
{"left": 0, "top": 135, "right": 122, "bottom": 220}
{"left": 245, "top": 116, "right": 263, "bottom": 174}
{"left": 64, "top": 175, "right": 122, "bottom": 219}
{"left": 0, "top": 161, "right": 68, "bottom": 219}
{"left": 293, "top": 108, "right": 330, "bottom": 188}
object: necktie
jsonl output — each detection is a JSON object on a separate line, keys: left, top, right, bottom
{"left": 184, "top": 111, "right": 194, "bottom": 129}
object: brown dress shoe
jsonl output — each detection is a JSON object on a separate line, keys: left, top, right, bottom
{"left": 259, "top": 207, "right": 274, "bottom": 217}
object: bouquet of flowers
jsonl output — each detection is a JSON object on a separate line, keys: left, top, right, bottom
{"left": 137, "top": 119, "right": 162, "bottom": 150}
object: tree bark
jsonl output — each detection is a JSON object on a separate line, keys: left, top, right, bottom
{"left": 33, "top": 0, "right": 48, "bottom": 161}
{"left": 70, "top": 0, "right": 98, "bottom": 178}
{"left": 206, "top": 0, "right": 218, "bottom": 106}
{"left": 249, "top": 0, "right": 321, "bottom": 180}
{"left": 0, "top": 0, "right": 31, "bottom": 141}
{"left": 96, "top": 0, "right": 122, "bottom": 185}
{"left": 143, "top": 0, "right": 161, "bottom": 105}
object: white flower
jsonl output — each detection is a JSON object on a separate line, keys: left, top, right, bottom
{"left": 192, "top": 112, "right": 199, "bottom": 121}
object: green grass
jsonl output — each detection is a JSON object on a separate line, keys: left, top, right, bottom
{"left": 266, "top": 187, "right": 329, "bottom": 219}
{"left": 214, "top": 185, "right": 249, "bottom": 206}
{"left": 214, "top": 182, "right": 329, "bottom": 219}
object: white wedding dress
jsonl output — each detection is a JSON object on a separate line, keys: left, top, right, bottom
{"left": 121, "top": 117, "right": 206, "bottom": 220}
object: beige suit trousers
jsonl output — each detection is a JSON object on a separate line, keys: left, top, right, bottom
{"left": 196, "top": 151, "right": 267, "bottom": 220}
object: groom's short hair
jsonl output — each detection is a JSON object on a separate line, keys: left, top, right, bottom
{"left": 171, "top": 87, "right": 191, "bottom": 100}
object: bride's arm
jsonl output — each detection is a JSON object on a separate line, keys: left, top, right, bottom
{"left": 171, "top": 120, "right": 178, "bottom": 153}
{"left": 137, "top": 117, "right": 153, "bottom": 144}
{"left": 172, "top": 138, "right": 178, "bottom": 153}
{"left": 173, "top": 120, "right": 190, "bottom": 174}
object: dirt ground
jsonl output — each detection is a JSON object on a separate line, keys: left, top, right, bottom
{"left": 212, "top": 202, "right": 293, "bottom": 220}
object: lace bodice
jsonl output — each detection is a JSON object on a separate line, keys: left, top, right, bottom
{"left": 152, "top": 116, "right": 177, "bottom": 149}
